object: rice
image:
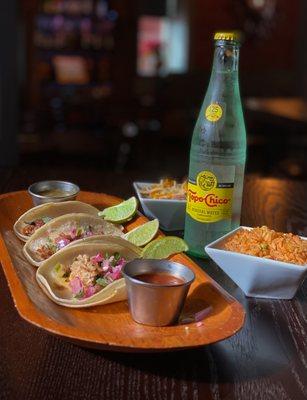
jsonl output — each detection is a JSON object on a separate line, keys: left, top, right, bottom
{"left": 224, "top": 226, "right": 307, "bottom": 266}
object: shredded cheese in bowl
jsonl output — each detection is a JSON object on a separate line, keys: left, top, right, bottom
{"left": 139, "top": 179, "right": 187, "bottom": 200}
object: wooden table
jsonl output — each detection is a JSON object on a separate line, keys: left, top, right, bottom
{"left": 244, "top": 97, "right": 307, "bottom": 180}
{"left": 245, "top": 97, "right": 307, "bottom": 123}
{"left": 0, "top": 167, "right": 307, "bottom": 400}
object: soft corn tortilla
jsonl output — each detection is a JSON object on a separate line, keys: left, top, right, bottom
{"left": 36, "top": 238, "right": 141, "bottom": 308}
{"left": 14, "top": 201, "right": 99, "bottom": 242}
{"left": 23, "top": 213, "right": 124, "bottom": 267}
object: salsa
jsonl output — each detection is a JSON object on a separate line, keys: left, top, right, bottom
{"left": 134, "top": 272, "right": 184, "bottom": 286}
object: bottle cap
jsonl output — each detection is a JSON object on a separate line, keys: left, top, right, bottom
{"left": 214, "top": 31, "right": 241, "bottom": 43}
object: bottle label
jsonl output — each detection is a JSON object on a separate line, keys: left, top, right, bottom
{"left": 205, "top": 103, "right": 223, "bottom": 122}
{"left": 186, "top": 169, "right": 234, "bottom": 223}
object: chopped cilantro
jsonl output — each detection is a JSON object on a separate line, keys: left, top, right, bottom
{"left": 76, "top": 227, "right": 83, "bottom": 236}
{"left": 54, "top": 263, "right": 70, "bottom": 279}
{"left": 55, "top": 263, "right": 62, "bottom": 273}
{"left": 46, "top": 238, "right": 57, "bottom": 252}
{"left": 42, "top": 216, "right": 52, "bottom": 224}
{"left": 96, "top": 277, "right": 109, "bottom": 287}
{"left": 110, "top": 252, "right": 121, "bottom": 267}
{"left": 74, "top": 290, "right": 84, "bottom": 299}
{"left": 113, "top": 252, "right": 121, "bottom": 261}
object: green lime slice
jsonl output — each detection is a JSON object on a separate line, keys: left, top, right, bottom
{"left": 98, "top": 197, "right": 138, "bottom": 223}
{"left": 124, "top": 219, "right": 159, "bottom": 247}
{"left": 142, "top": 236, "right": 188, "bottom": 259}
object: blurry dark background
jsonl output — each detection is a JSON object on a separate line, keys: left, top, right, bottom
{"left": 1, "top": 0, "right": 307, "bottom": 180}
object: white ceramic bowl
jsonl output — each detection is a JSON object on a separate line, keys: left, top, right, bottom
{"left": 205, "top": 226, "right": 307, "bottom": 300}
{"left": 133, "top": 182, "right": 186, "bottom": 231}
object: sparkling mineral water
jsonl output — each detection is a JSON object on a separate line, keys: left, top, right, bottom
{"left": 184, "top": 32, "right": 247, "bottom": 258}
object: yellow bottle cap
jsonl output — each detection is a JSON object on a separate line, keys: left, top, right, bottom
{"left": 214, "top": 31, "right": 241, "bottom": 43}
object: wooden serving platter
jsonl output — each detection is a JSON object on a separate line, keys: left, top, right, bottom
{"left": 0, "top": 191, "right": 245, "bottom": 352}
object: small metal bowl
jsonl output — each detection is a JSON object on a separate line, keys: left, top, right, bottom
{"left": 122, "top": 259, "right": 195, "bottom": 326}
{"left": 28, "top": 180, "right": 80, "bottom": 206}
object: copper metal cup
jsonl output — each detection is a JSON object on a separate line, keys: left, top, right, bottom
{"left": 122, "top": 259, "right": 195, "bottom": 326}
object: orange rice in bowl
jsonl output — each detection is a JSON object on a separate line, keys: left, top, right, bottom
{"left": 224, "top": 226, "right": 307, "bottom": 266}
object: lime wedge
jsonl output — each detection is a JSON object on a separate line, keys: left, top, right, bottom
{"left": 124, "top": 219, "right": 159, "bottom": 247}
{"left": 142, "top": 236, "right": 188, "bottom": 259}
{"left": 98, "top": 197, "right": 138, "bottom": 223}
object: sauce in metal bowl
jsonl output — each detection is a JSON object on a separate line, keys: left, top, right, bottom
{"left": 134, "top": 273, "right": 185, "bottom": 286}
{"left": 37, "top": 188, "right": 74, "bottom": 197}
{"left": 28, "top": 180, "right": 80, "bottom": 205}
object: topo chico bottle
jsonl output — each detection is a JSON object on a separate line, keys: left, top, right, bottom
{"left": 184, "top": 31, "right": 247, "bottom": 258}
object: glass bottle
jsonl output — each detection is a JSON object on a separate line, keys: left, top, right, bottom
{"left": 184, "top": 31, "right": 247, "bottom": 258}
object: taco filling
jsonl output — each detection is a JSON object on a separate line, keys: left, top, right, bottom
{"left": 54, "top": 252, "right": 126, "bottom": 299}
{"left": 35, "top": 224, "right": 107, "bottom": 260}
{"left": 22, "top": 217, "right": 52, "bottom": 236}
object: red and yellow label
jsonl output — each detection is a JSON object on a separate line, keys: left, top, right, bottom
{"left": 186, "top": 170, "right": 233, "bottom": 223}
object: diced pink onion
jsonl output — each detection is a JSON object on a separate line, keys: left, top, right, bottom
{"left": 57, "top": 238, "right": 71, "bottom": 249}
{"left": 110, "top": 265, "right": 122, "bottom": 280}
{"left": 117, "top": 258, "right": 126, "bottom": 268}
{"left": 104, "top": 272, "right": 112, "bottom": 282}
{"left": 69, "top": 277, "right": 83, "bottom": 295}
{"left": 90, "top": 252, "right": 104, "bottom": 263}
{"left": 102, "top": 259, "right": 111, "bottom": 272}
{"left": 70, "top": 228, "right": 77, "bottom": 239}
{"left": 84, "top": 285, "right": 97, "bottom": 298}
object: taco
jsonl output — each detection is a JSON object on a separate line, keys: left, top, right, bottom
{"left": 23, "top": 213, "right": 123, "bottom": 267}
{"left": 14, "top": 201, "right": 99, "bottom": 242}
{"left": 36, "top": 237, "right": 141, "bottom": 308}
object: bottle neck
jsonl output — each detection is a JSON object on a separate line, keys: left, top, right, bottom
{"left": 207, "top": 42, "right": 240, "bottom": 98}
{"left": 211, "top": 42, "right": 239, "bottom": 74}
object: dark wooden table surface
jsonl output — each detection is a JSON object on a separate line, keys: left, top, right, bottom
{"left": 245, "top": 97, "right": 307, "bottom": 123}
{"left": 0, "top": 167, "right": 307, "bottom": 400}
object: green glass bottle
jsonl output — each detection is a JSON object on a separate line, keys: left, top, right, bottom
{"left": 184, "top": 31, "right": 247, "bottom": 258}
